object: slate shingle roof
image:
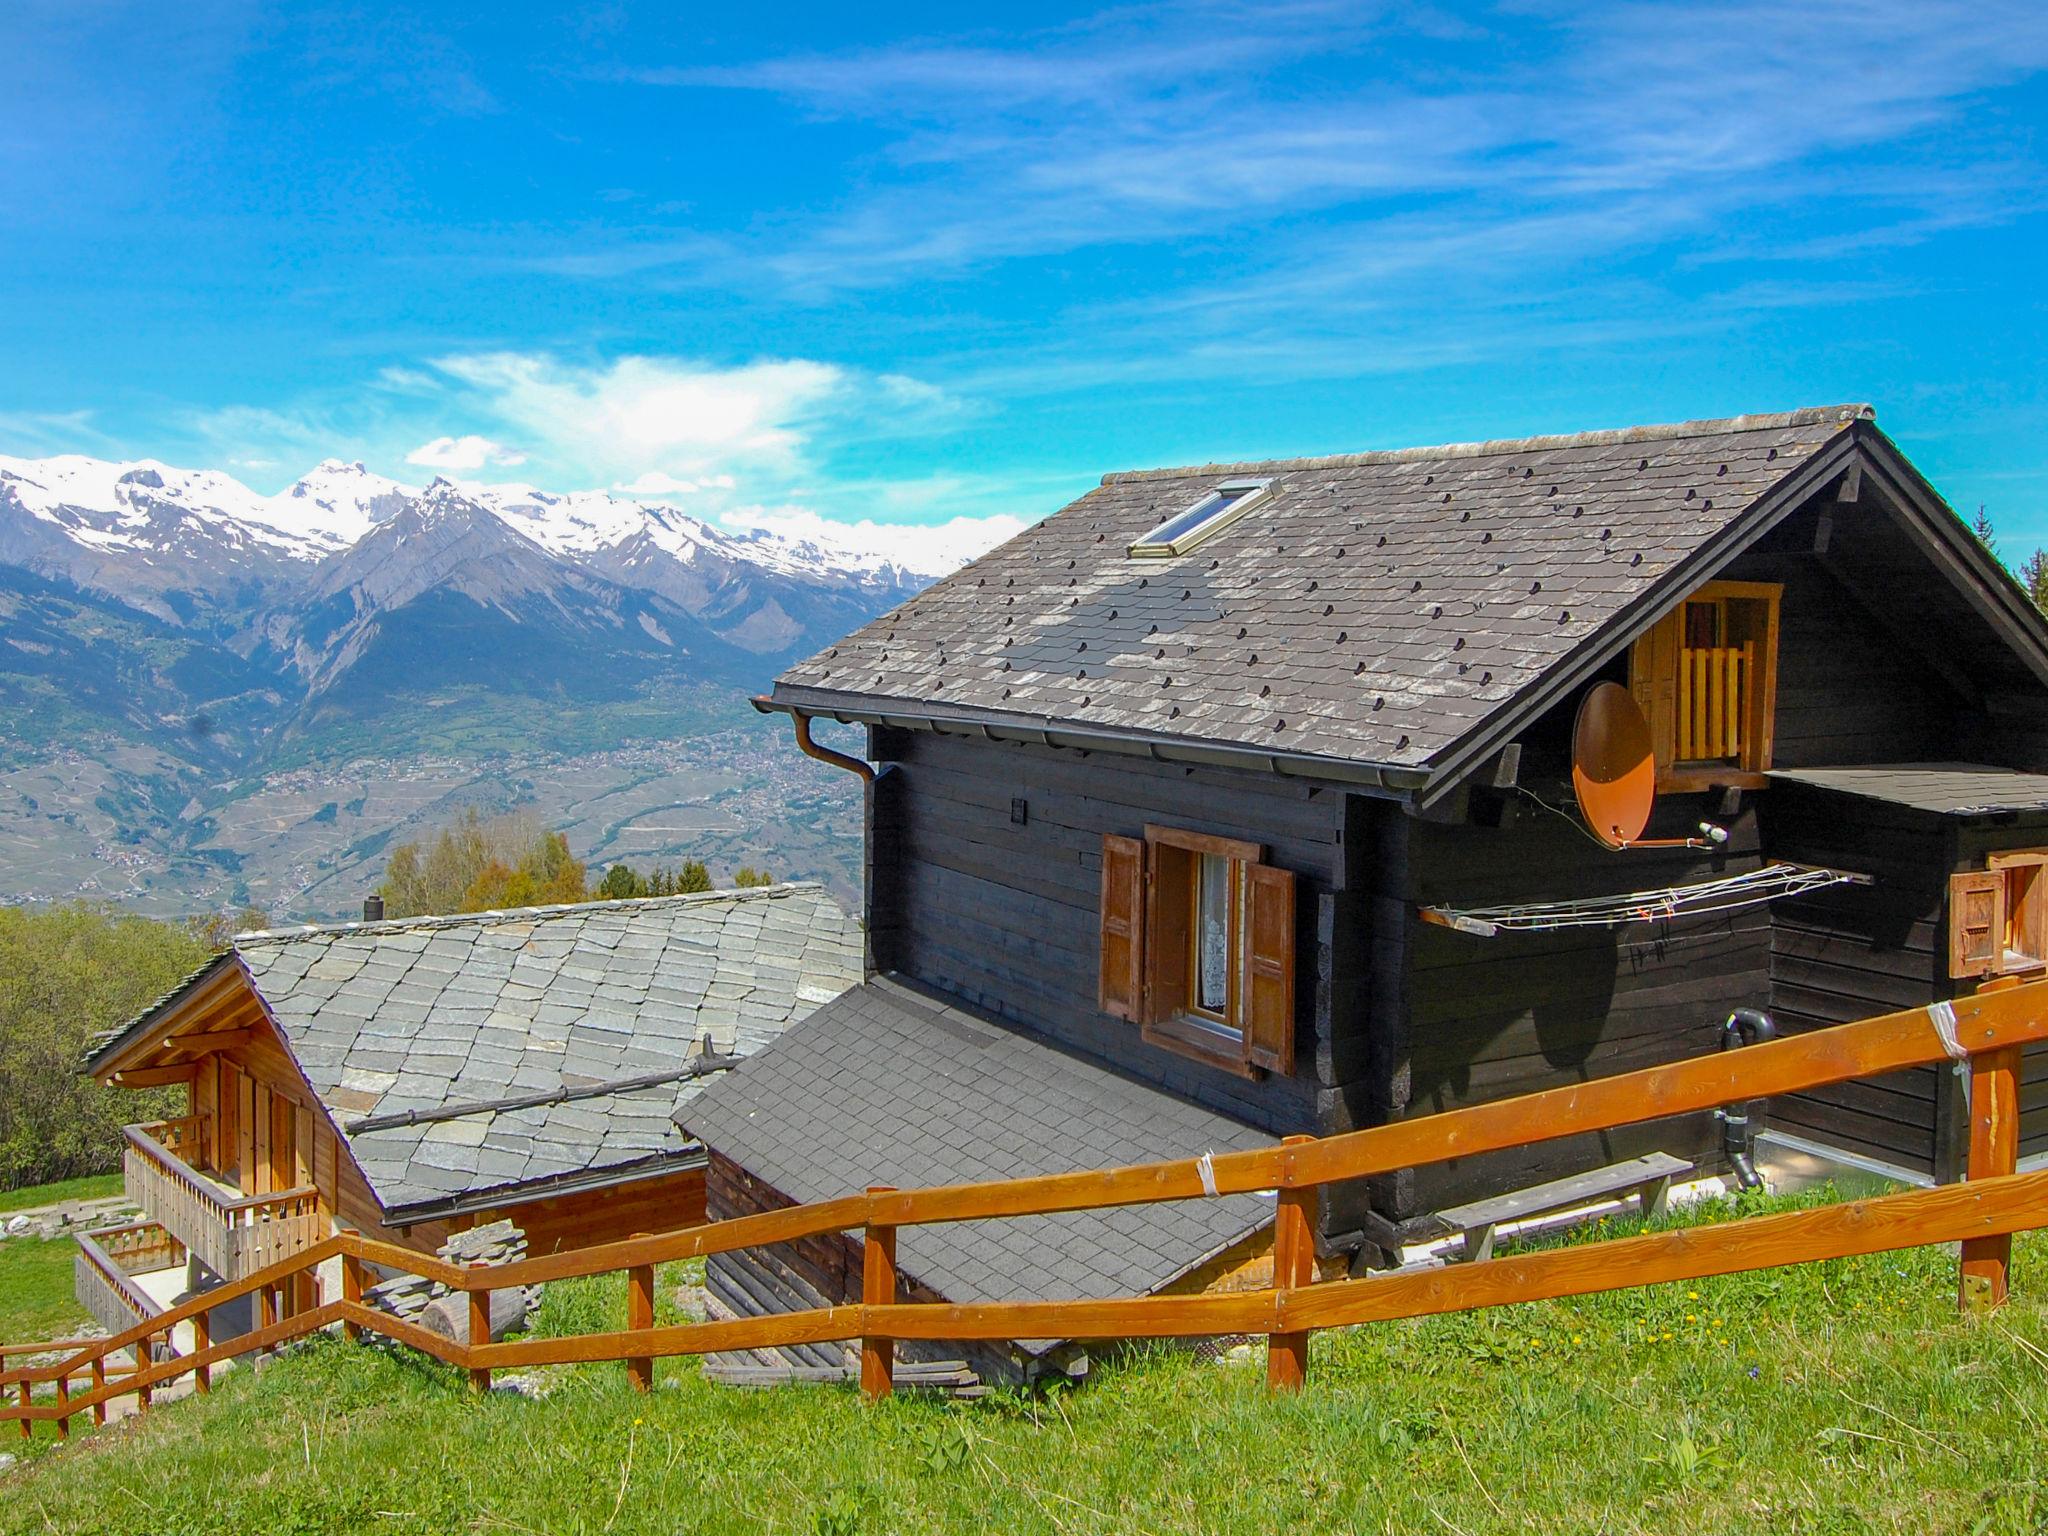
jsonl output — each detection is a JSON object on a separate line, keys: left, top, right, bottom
{"left": 128, "top": 885, "right": 863, "bottom": 1218}
{"left": 773, "top": 406, "right": 1869, "bottom": 781}
{"left": 680, "top": 977, "right": 1276, "bottom": 1306}
{"left": 1769, "top": 764, "right": 2048, "bottom": 817}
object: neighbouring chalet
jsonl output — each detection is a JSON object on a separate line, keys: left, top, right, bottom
{"left": 75, "top": 884, "right": 861, "bottom": 1342}
{"left": 686, "top": 403, "right": 2048, "bottom": 1383}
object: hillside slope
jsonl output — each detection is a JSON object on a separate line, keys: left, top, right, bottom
{"left": 2, "top": 1194, "right": 2042, "bottom": 1535}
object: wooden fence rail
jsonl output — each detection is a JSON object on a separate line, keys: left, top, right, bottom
{"left": 6, "top": 980, "right": 2046, "bottom": 1432}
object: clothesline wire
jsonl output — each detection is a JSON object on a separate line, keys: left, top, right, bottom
{"left": 1422, "top": 863, "right": 1863, "bottom": 935}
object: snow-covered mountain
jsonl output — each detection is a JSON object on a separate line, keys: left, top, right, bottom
{"left": 0, "top": 450, "right": 988, "bottom": 661}
{"left": 0, "top": 449, "right": 1015, "bottom": 777}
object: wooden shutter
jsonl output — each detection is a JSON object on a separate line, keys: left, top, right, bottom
{"left": 1629, "top": 609, "right": 1683, "bottom": 772}
{"left": 1099, "top": 834, "right": 1147, "bottom": 1020}
{"left": 1146, "top": 842, "right": 1194, "bottom": 1026}
{"left": 1950, "top": 870, "right": 2005, "bottom": 979}
{"left": 1240, "top": 863, "right": 1297, "bottom": 1075}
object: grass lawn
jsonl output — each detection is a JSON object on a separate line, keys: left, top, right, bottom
{"left": 0, "top": 1236, "right": 93, "bottom": 1344}
{"left": 0, "top": 1174, "right": 124, "bottom": 1216}
{"left": 5, "top": 1192, "right": 2048, "bottom": 1533}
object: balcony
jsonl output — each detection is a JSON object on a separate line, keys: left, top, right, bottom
{"left": 73, "top": 1222, "right": 181, "bottom": 1343}
{"left": 122, "top": 1115, "right": 326, "bottom": 1282}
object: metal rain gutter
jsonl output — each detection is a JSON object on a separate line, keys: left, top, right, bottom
{"left": 754, "top": 692, "right": 1429, "bottom": 797}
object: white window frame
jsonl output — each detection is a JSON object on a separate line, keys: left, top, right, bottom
{"left": 1128, "top": 478, "right": 1273, "bottom": 558}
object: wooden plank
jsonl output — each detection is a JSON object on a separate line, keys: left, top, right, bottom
{"left": 1438, "top": 1152, "right": 1691, "bottom": 1230}
{"left": 1283, "top": 1167, "right": 2048, "bottom": 1336}
{"left": 1962, "top": 1043, "right": 2023, "bottom": 1311}
{"left": 861, "top": 1186, "right": 899, "bottom": 1402}
{"left": 627, "top": 1239, "right": 655, "bottom": 1393}
{"left": 1268, "top": 1135, "right": 1315, "bottom": 1392}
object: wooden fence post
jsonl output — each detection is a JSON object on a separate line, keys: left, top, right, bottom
{"left": 52, "top": 1374, "right": 68, "bottom": 1440}
{"left": 626, "top": 1233, "right": 654, "bottom": 1393}
{"left": 1269, "top": 1134, "right": 1318, "bottom": 1393}
{"left": 468, "top": 1264, "right": 492, "bottom": 1393}
{"left": 15, "top": 1380, "right": 26, "bottom": 1439}
{"left": 860, "top": 1186, "right": 898, "bottom": 1403}
{"left": 90, "top": 1354, "right": 106, "bottom": 1427}
{"left": 1961, "top": 1042, "right": 2023, "bottom": 1313}
{"left": 136, "top": 1336, "right": 154, "bottom": 1411}
{"left": 192, "top": 1308, "right": 211, "bottom": 1395}
{"left": 342, "top": 1244, "right": 366, "bottom": 1342}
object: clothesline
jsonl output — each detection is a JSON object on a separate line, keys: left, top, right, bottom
{"left": 1419, "top": 862, "right": 1869, "bottom": 938}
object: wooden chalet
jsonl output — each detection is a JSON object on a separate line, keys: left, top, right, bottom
{"left": 76, "top": 884, "right": 861, "bottom": 1344}
{"left": 686, "top": 404, "right": 2048, "bottom": 1382}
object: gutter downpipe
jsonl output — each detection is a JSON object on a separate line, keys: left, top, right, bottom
{"left": 758, "top": 696, "right": 876, "bottom": 784}
{"left": 1717, "top": 1007, "right": 1776, "bottom": 1191}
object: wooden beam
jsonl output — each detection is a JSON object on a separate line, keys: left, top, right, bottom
{"left": 160, "top": 1026, "right": 260, "bottom": 1063}
{"left": 111, "top": 1064, "right": 199, "bottom": 1089}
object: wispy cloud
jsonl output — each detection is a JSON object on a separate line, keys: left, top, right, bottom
{"left": 585, "top": 0, "right": 2048, "bottom": 384}
{"left": 405, "top": 434, "right": 526, "bottom": 472}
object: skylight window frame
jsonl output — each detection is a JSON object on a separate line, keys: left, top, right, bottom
{"left": 1127, "top": 477, "right": 1274, "bottom": 558}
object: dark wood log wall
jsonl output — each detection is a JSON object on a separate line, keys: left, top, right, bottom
{"left": 867, "top": 727, "right": 1350, "bottom": 1134}
{"left": 1365, "top": 798, "right": 1767, "bottom": 1223}
{"left": 1756, "top": 784, "right": 1947, "bottom": 1176}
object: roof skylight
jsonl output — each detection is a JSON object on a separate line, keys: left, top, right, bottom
{"left": 1128, "top": 478, "right": 1273, "bottom": 557}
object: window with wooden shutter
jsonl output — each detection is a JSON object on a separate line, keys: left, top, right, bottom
{"left": 1098, "top": 834, "right": 1147, "bottom": 1020}
{"left": 1242, "top": 863, "right": 1296, "bottom": 1074}
{"left": 1099, "top": 825, "right": 1298, "bottom": 1079}
{"left": 1628, "top": 580, "right": 1781, "bottom": 790}
{"left": 1952, "top": 852, "right": 2048, "bottom": 981}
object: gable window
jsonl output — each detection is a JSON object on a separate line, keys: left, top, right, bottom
{"left": 1097, "top": 825, "right": 1296, "bottom": 1078}
{"left": 1628, "top": 580, "right": 1783, "bottom": 789}
{"left": 1951, "top": 851, "right": 2048, "bottom": 979}
{"left": 1128, "top": 479, "right": 1273, "bottom": 558}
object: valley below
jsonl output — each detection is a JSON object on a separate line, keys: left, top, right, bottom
{"left": 0, "top": 690, "right": 865, "bottom": 921}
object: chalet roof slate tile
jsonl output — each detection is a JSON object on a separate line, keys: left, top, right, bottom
{"left": 1768, "top": 763, "right": 2048, "bottom": 816}
{"left": 682, "top": 977, "right": 1275, "bottom": 1307}
{"left": 96, "top": 886, "right": 861, "bottom": 1220}
{"left": 775, "top": 407, "right": 1869, "bottom": 779}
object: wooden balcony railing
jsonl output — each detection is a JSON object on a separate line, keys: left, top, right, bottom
{"left": 123, "top": 1120, "right": 324, "bottom": 1282}
{"left": 9, "top": 979, "right": 2048, "bottom": 1438}
{"left": 73, "top": 1223, "right": 181, "bottom": 1343}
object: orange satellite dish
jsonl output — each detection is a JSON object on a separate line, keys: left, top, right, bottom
{"left": 1572, "top": 682, "right": 1658, "bottom": 849}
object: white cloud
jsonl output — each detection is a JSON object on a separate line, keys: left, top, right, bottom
{"left": 718, "top": 503, "right": 1027, "bottom": 578}
{"left": 612, "top": 471, "right": 702, "bottom": 495}
{"left": 405, "top": 434, "right": 527, "bottom": 471}
{"left": 427, "top": 352, "right": 847, "bottom": 486}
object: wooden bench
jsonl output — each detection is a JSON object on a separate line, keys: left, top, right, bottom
{"left": 1437, "top": 1152, "right": 1691, "bottom": 1263}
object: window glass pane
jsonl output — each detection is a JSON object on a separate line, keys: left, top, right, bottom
{"left": 1144, "top": 489, "right": 1247, "bottom": 548}
{"left": 1197, "top": 853, "right": 1231, "bottom": 1013}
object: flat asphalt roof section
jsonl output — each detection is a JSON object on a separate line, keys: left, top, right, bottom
{"left": 1769, "top": 763, "right": 2048, "bottom": 817}
{"left": 680, "top": 976, "right": 1277, "bottom": 1308}
{"left": 773, "top": 406, "right": 1869, "bottom": 779}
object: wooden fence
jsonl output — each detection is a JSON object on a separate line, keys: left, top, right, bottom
{"left": 6, "top": 978, "right": 2047, "bottom": 1436}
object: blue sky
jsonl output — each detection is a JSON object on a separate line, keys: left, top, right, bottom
{"left": 4, "top": 0, "right": 2047, "bottom": 552}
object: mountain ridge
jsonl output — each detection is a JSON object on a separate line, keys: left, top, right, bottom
{"left": 0, "top": 449, "right": 994, "bottom": 918}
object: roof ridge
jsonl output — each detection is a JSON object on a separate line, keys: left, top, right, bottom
{"left": 1100, "top": 404, "right": 1873, "bottom": 484}
{"left": 232, "top": 880, "right": 824, "bottom": 945}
